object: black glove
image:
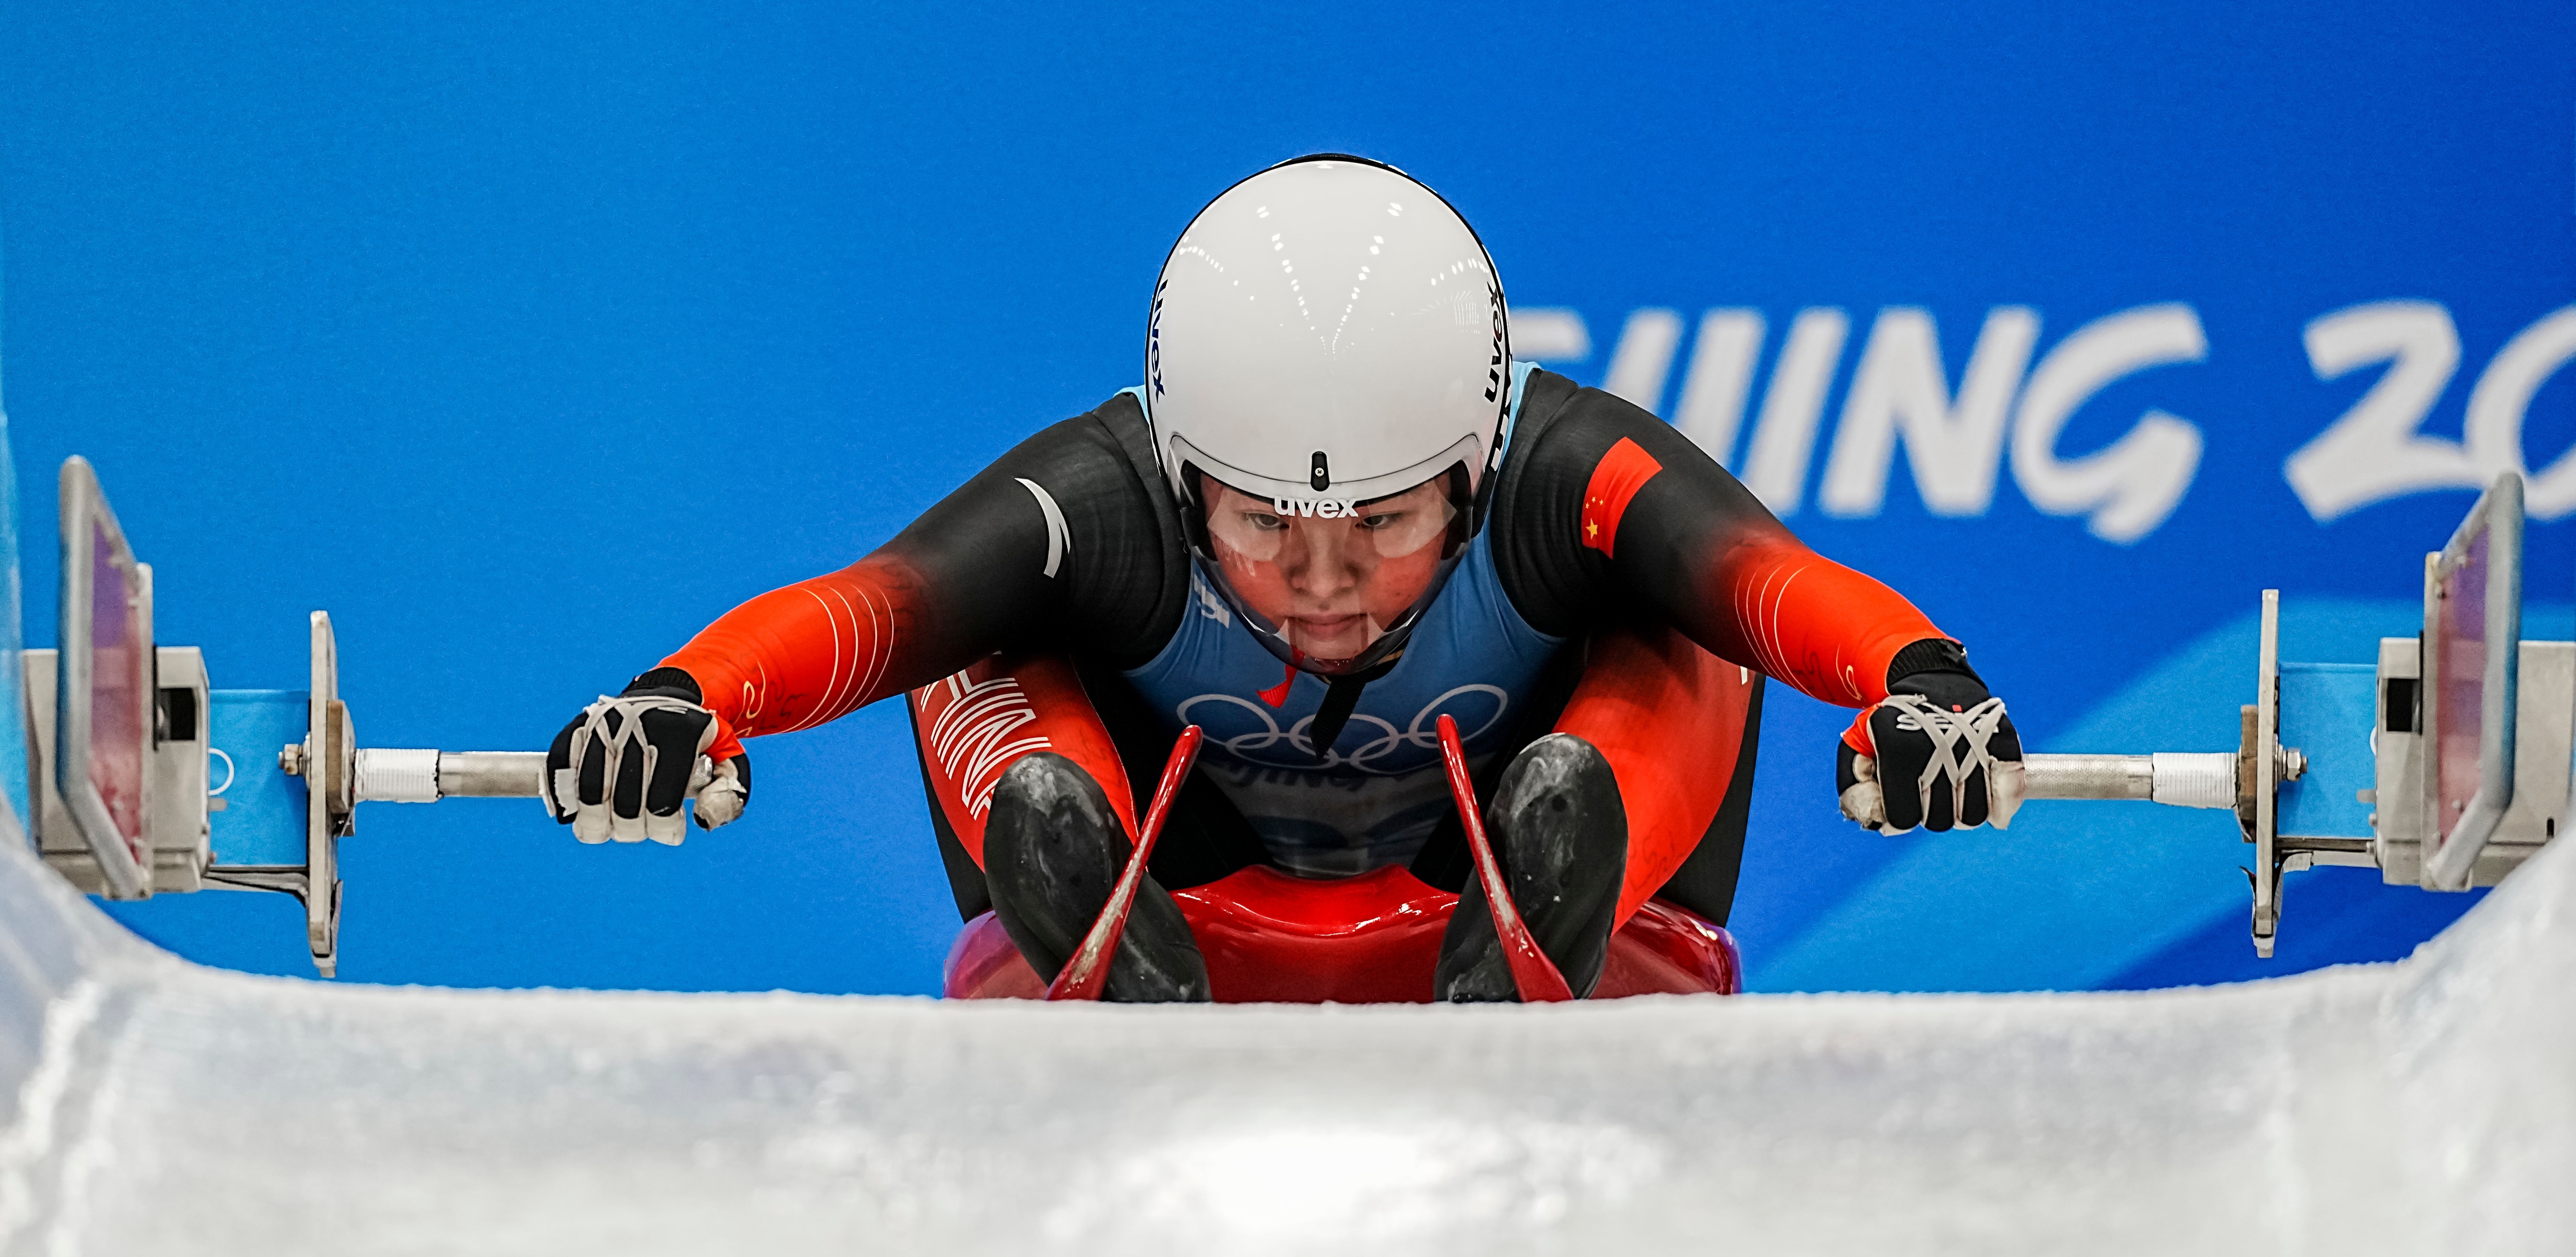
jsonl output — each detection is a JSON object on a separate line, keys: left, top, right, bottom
{"left": 1836, "top": 640, "right": 2024, "bottom": 834}
{"left": 544, "top": 667, "right": 752, "bottom": 844}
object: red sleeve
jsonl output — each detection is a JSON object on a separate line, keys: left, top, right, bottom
{"left": 1708, "top": 537, "right": 1943, "bottom": 707}
{"left": 662, "top": 556, "right": 936, "bottom": 762}
{"left": 648, "top": 399, "right": 1191, "bottom": 763}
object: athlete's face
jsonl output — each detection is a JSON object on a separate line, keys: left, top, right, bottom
{"left": 1201, "top": 478, "right": 1454, "bottom": 666}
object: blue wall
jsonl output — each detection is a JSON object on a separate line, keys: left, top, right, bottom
{"left": 2, "top": 1, "right": 2568, "bottom": 992}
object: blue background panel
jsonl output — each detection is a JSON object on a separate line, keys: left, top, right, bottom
{"left": 2278, "top": 664, "right": 2379, "bottom": 840}
{"left": 205, "top": 690, "right": 310, "bottom": 867}
{"left": 0, "top": 0, "right": 2566, "bottom": 993}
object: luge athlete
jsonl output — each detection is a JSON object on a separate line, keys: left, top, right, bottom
{"left": 542, "top": 156, "right": 2027, "bottom": 1002}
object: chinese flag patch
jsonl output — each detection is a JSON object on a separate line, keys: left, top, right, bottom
{"left": 1579, "top": 437, "right": 1664, "bottom": 559}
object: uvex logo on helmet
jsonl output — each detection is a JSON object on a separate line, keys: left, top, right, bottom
{"left": 1485, "top": 281, "right": 1506, "bottom": 404}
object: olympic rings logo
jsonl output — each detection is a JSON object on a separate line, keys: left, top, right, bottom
{"left": 1176, "top": 684, "right": 1510, "bottom": 774}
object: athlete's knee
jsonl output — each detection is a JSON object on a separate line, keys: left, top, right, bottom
{"left": 994, "top": 752, "right": 1116, "bottom": 828}
{"left": 994, "top": 752, "right": 1108, "bottom": 809}
{"left": 1492, "top": 734, "right": 1628, "bottom": 873}
{"left": 983, "top": 753, "right": 1211, "bottom": 1003}
{"left": 985, "top": 752, "right": 1125, "bottom": 888}
{"left": 1437, "top": 733, "right": 1629, "bottom": 1001}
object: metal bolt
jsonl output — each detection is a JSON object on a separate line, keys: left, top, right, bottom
{"left": 279, "top": 743, "right": 306, "bottom": 776}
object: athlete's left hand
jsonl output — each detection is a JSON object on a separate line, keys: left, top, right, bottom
{"left": 1837, "top": 646, "right": 2024, "bottom": 834}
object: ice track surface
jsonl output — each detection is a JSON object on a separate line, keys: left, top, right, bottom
{"left": 0, "top": 836, "right": 2569, "bottom": 1256}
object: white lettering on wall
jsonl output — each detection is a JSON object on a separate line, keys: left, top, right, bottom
{"left": 2470, "top": 306, "right": 2576, "bottom": 519}
{"left": 1821, "top": 307, "right": 2040, "bottom": 518}
{"left": 1541, "top": 295, "right": 2576, "bottom": 537}
{"left": 1602, "top": 308, "right": 1685, "bottom": 410}
{"left": 1529, "top": 299, "right": 2576, "bottom": 542}
{"left": 2009, "top": 303, "right": 2206, "bottom": 543}
{"left": 2283, "top": 302, "right": 2576, "bottom": 521}
{"left": 2283, "top": 301, "right": 2475, "bottom": 521}
{"left": 1506, "top": 307, "right": 1591, "bottom": 361}
{"left": 1738, "top": 308, "right": 1852, "bottom": 514}
{"left": 1672, "top": 309, "right": 1765, "bottom": 468}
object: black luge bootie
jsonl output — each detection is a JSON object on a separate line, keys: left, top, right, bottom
{"left": 984, "top": 753, "right": 1211, "bottom": 1003}
{"left": 1434, "top": 734, "right": 1628, "bottom": 1001}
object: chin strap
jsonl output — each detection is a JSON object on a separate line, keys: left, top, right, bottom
{"left": 1306, "top": 658, "right": 1397, "bottom": 757}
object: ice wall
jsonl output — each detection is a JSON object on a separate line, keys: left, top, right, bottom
{"left": 0, "top": 830, "right": 2568, "bottom": 1256}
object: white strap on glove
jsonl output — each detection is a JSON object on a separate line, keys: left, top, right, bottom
{"left": 1838, "top": 693, "right": 2027, "bottom": 834}
{"left": 546, "top": 692, "right": 739, "bottom": 845}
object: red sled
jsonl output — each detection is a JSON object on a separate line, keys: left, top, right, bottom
{"left": 943, "top": 719, "right": 1742, "bottom": 1003}
{"left": 943, "top": 869, "right": 1741, "bottom": 1002}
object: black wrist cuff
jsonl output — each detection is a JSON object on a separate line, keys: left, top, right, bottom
{"left": 621, "top": 666, "right": 705, "bottom": 704}
{"left": 1886, "top": 638, "right": 1981, "bottom": 689}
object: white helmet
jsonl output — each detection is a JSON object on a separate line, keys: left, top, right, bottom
{"left": 1146, "top": 155, "right": 1511, "bottom": 677}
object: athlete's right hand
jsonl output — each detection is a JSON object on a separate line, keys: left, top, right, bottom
{"left": 544, "top": 667, "right": 752, "bottom": 844}
{"left": 1835, "top": 642, "right": 2023, "bottom": 835}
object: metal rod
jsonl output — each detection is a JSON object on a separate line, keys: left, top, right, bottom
{"left": 2020, "top": 752, "right": 2239, "bottom": 807}
{"left": 393, "top": 750, "right": 2240, "bottom": 810}
{"left": 2022, "top": 754, "right": 2154, "bottom": 800}
{"left": 435, "top": 752, "right": 547, "bottom": 798}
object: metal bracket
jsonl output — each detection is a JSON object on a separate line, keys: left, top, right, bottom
{"left": 2238, "top": 590, "right": 2315, "bottom": 959}
{"left": 303, "top": 611, "right": 346, "bottom": 977}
